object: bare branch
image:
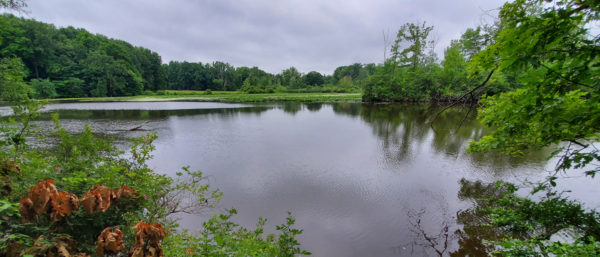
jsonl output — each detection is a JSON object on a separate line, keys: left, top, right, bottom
{"left": 0, "top": 0, "right": 27, "bottom": 12}
{"left": 429, "top": 69, "right": 495, "bottom": 128}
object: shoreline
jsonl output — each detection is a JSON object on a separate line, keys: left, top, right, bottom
{"left": 46, "top": 92, "right": 362, "bottom": 103}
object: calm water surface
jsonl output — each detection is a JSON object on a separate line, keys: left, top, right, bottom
{"left": 35, "top": 101, "right": 598, "bottom": 257}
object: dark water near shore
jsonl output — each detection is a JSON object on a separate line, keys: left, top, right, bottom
{"left": 31, "top": 101, "right": 598, "bottom": 256}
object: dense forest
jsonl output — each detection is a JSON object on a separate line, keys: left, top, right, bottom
{"left": 0, "top": 14, "right": 379, "bottom": 97}
{"left": 1, "top": 13, "right": 520, "bottom": 100}
{"left": 0, "top": 14, "right": 165, "bottom": 97}
{"left": 164, "top": 61, "right": 376, "bottom": 93}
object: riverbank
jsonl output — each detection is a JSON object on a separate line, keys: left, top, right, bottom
{"left": 49, "top": 91, "right": 362, "bottom": 103}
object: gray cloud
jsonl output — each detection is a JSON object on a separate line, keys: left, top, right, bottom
{"left": 21, "top": 0, "right": 504, "bottom": 74}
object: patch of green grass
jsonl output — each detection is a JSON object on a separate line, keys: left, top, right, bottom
{"left": 50, "top": 91, "right": 362, "bottom": 103}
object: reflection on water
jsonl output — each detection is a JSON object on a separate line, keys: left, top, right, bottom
{"left": 42, "top": 101, "right": 253, "bottom": 111}
{"left": 36, "top": 102, "right": 564, "bottom": 256}
{"left": 332, "top": 103, "right": 551, "bottom": 170}
{"left": 452, "top": 179, "right": 505, "bottom": 256}
{"left": 37, "top": 106, "right": 272, "bottom": 121}
{"left": 33, "top": 105, "right": 272, "bottom": 141}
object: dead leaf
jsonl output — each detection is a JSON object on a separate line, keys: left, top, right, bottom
{"left": 80, "top": 191, "right": 100, "bottom": 214}
{"left": 50, "top": 192, "right": 79, "bottom": 221}
{"left": 95, "top": 227, "right": 125, "bottom": 256}
{"left": 20, "top": 181, "right": 136, "bottom": 222}
{"left": 80, "top": 185, "right": 112, "bottom": 213}
{"left": 130, "top": 221, "right": 166, "bottom": 257}
{"left": 19, "top": 180, "right": 62, "bottom": 223}
{"left": 91, "top": 185, "right": 112, "bottom": 212}
{"left": 23, "top": 236, "right": 82, "bottom": 257}
{"left": 19, "top": 197, "right": 34, "bottom": 223}
{"left": 28, "top": 180, "right": 58, "bottom": 215}
{"left": 112, "top": 185, "right": 137, "bottom": 202}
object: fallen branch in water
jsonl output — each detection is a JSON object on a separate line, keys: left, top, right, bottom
{"left": 130, "top": 121, "right": 149, "bottom": 131}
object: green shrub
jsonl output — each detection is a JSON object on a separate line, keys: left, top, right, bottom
{"left": 163, "top": 210, "right": 310, "bottom": 256}
{"left": 142, "top": 90, "right": 156, "bottom": 96}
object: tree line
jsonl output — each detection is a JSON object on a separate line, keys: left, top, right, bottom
{"left": 362, "top": 21, "right": 522, "bottom": 102}
{"left": 0, "top": 13, "right": 165, "bottom": 98}
{"left": 165, "top": 61, "right": 376, "bottom": 94}
{"left": 0, "top": 13, "right": 525, "bottom": 101}
{"left": 0, "top": 14, "right": 379, "bottom": 98}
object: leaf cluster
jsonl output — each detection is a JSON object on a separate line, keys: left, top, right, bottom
{"left": 467, "top": 0, "right": 600, "bottom": 176}
{"left": 162, "top": 210, "right": 310, "bottom": 257}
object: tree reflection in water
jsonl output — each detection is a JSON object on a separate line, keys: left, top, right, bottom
{"left": 451, "top": 179, "right": 507, "bottom": 256}
{"left": 398, "top": 179, "right": 507, "bottom": 256}
{"left": 332, "top": 102, "right": 550, "bottom": 169}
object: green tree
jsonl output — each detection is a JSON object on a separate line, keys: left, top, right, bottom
{"left": 466, "top": 0, "right": 600, "bottom": 255}
{"left": 333, "top": 63, "right": 362, "bottom": 82}
{"left": 362, "top": 61, "right": 402, "bottom": 101}
{"left": 0, "top": 57, "right": 29, "bottom": 102}
{"left": 364, "top": 21, "right": 443, "bottom": 102}
{"left": 281, "top": 67, "right": 303, "bottom": 88}
{"left": 390, "top": 21, "right": 434, "bottom": 71}
{"left": 330, "top": 63, "right": 375, "bottom": 88}
{"left": 81, "top": 51, "right": 142, "bottom": 97}
{"left": 438, "top": 41, "right": 467, "bottom": 96}
{"left": 468, "top": 0, "right": 600, "bottom": 176}
{"left": 0, "top": 17, "right": 32, "bottom": 60}
{"left": 54, "top": 77, "right": 85, "bottom": 97}
{"left": 29, "top": 78, "right": 57, "bottom": 98}
{"left": 211, "top": 61, "right": 235, "bottom": 90}
{"left": 458, "top": 26, "right": 496, "bottom": 61}
{"left": 303, "top": 71, "right": 324, "bottom": 86}
{"left": 0, "top": 14, "right": 165, "bottom": 98}
{"left": 20, "top": 19, "right": 59, "bottom": 79}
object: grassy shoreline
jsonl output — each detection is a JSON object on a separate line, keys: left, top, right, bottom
{"left": 48, "top": 91, "right": 362, "bottom": 103}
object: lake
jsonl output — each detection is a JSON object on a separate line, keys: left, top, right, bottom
{"left": 33, "top": 101, "right": 598, "bottom": 256}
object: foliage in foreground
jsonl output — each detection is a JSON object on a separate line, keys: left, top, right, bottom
{"left": 163, "top": 210, "right": 309, "bottom": 257}
{"left": 0, "top": 58, "right": 309, "bottom": 256}
{"left": 0, "top": 109, "right": 309, "bottom": 256}
{"left": 456, "top": 180, "right": 600, "bottom": 256}
{"left": 465, "top": 0, "right": 600, "bottom": 256}
{"left": 468, "top": 0, "right": 600, "bottom": 177}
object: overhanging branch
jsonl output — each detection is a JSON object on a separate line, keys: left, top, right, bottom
{"left": 429, "top": 69, "right": 495, "bottom": 129}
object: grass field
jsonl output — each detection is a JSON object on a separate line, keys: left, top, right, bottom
{"left": 51, "top": 91, "right": 362, "bottom": 103}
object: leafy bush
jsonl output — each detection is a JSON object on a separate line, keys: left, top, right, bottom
{"left": 480, "top": 181, "right": 600, "bottom": 256}
{"left": 163, "top": 210, "right": 310, "bottom": 257}
{"left": 455, "top": 179, "right": 600, "bottom": 256}
{"left": 142, "top": 90, "right": 156, "bottom": 96}
{"left": 29, "top": 79, "right": 57, "bottom": 99}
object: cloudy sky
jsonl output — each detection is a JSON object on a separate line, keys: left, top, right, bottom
{"left": 19, "top": 0, "right": 505, "bottom": 74}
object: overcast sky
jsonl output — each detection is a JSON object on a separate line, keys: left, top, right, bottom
{"left": 18, "top": 0, "right": 505, "bottom": 74}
